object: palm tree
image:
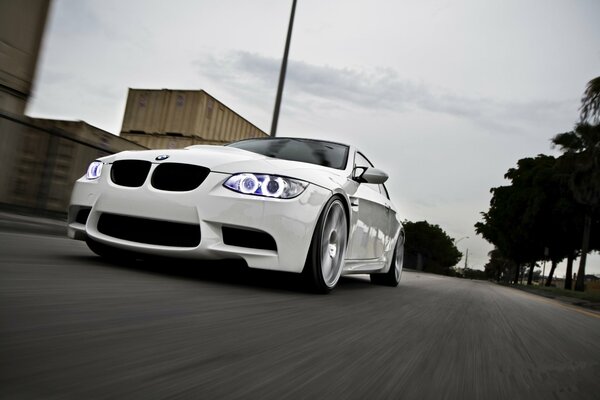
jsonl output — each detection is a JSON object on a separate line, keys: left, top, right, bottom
{"left": 580, "top": 76, "right": 600, "bottom": 123}
{"left": 552, "top": 77, "right": 600, "bottom": 291}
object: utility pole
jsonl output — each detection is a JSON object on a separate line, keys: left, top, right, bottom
{"left": 464, "top": 248, "right": 469, "bottom": 270}
{"left": 270, "top": 0, "right": 297, "bottom": 137}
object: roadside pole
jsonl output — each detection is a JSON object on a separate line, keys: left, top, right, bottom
{"left": 270, "top": 0, "right": 297, "bottom": 137}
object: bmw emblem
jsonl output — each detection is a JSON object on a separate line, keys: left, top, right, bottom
{"left": 156, "top": 155, "right": 170, "bottom": 161}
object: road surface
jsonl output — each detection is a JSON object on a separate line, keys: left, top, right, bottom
{"left": 1, "top": 228, "right": 599, "bottom": 399}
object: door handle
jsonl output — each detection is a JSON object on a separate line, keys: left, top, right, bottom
{"left": 350, "top": 198, "right": 359, "bottom": 207}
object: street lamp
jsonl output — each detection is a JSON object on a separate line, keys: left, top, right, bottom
{"left": 453, "top": 236, "right": 469, "bottom": 272}
{"left": 270, "top": 0, "right": 297, "bottom": 137}
{"left": 455, "top": 236, "right": 469, "bottom": 244}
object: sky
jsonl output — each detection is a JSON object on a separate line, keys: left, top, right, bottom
{"left": 27, "top": 0, "right": 600, "bottom": 276}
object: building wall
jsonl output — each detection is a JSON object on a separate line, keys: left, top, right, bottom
{"left": 121, "top": 89, "right": 268, "bottom": 148}
{"left": 0, "top": 113, "right": 146, "bottom": 215}
{"left": 120, "top": 133, "right": 227, "bottom": 150}
{"left": 0, "top": 0, "right": 50, "bottom": 114}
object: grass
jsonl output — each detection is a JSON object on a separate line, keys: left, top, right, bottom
{"left": 515, "top": 283, "right": 600, "bottom": 303}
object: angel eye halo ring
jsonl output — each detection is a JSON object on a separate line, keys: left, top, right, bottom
{"left": 86, "top": 161, "right": 103, "bottom": 180}
{"left": 224, "top": 173, "right": 307, "bottom": 199}
{"left": 239, "top": 174, "right": 259, "bottom": 194}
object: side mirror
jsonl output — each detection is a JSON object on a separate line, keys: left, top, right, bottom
{"left": 353, "top": 167, "right": 389, "bottom": 184}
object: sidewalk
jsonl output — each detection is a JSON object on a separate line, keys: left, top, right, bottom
{"left": 0, "top": 211, "right": 66, "bottom": 237}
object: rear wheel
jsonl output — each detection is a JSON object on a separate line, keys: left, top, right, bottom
{"left": 303, "top": 197, "right": 348, "bottom": 293}
{"left": 371, "top": 234, "right": 404, "bottom": 287}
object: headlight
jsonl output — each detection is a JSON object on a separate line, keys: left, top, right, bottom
{"left": 86, "top": 161, "right": 103, "bottom": 180}
{"left": 224, "top": 173, "right": 308, "bottom": 199}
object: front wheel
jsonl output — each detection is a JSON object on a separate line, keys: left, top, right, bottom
{"left": 303, "top": 197, "right": 348, "bottom": 293}
{"left": 370, "top": 233, "right": 404, "bottom": 287}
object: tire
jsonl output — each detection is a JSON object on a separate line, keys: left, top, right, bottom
{"left": 303, "top": 197, "right": 348, "bottom": 293}
{"left": 86, "top": 238, "right": 136, "bottom": 263}
{"left": 370, "top": 233, "right": 404, "bottom": 287}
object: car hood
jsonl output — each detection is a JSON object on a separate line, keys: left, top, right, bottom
{"left": 102, "top": 145, "right": 349, "bottom": 190}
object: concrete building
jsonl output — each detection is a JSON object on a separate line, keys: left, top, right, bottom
{"left": 0, "top": 0, "right": 50, "bottom": 114}
{"left": 0, "top": 1, "right": 146, "bottom": 216}
{"left": 0, "top": 2, "right": 267, "bottom": 216}
{"left": 120, "top": 89, "right": 268, "bottom": 149}
{"left": 0, "top": 114, "right": 146, "bottom": 215}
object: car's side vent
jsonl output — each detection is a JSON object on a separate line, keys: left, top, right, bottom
{"left": 222, "top": 226, "right": 277, "bottom": 251}
{"left": 151, "top": 163, "right": 210, "bottom": 192}
{"left": 110, "top": 160, "right": 151, "bottom": 187}
{"left": 75, "top": 207, "right": 91, "bottom": 225}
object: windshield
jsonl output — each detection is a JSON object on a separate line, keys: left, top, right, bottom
{"left": 227, "top": 138, "right": 349, "bottom": 170}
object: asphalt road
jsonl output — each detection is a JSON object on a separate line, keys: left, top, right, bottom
{"left": 1, "top": 229, "right": 600, "bottom": 400}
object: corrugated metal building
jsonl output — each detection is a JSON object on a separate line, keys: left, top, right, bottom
{"left": 0, "top": 0, "right": 148, "bottom": 217}
{"left": 0, "top": 114, "right": 146, "bottom": 216}
{"left": 120, "top": 89, "right": 268, "bottom": 149}
{"left": 0, "top": 0, "right": 50, "bottom": 114}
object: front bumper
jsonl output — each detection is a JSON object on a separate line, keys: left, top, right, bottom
{"left": 68, "top": 168, "right": 331, "bottom": 273}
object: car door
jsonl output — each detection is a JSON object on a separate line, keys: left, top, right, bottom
{"left": 346, "top": 151, "right": 391, "bottom": 260}
{"left": 379, "top": 182, "right": 400, "bottom": 249}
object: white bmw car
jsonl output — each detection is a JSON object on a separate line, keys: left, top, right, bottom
{"left": 68, "top": 137, "right": 404, "bottom": 292}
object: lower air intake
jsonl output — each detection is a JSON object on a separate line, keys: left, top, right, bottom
{"left": 222, "top": 226, "right": 277, "bottom": 251}
{"left": 75, "top": 208, "right": 91, "bottom": 224}
{"left": 98, "top": 213, "right": 200, "bottom": 247}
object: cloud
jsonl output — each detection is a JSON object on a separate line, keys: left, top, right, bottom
{"left": 196, "top": 51, "right": 420, "bottom": 112}
{"left": 195, "top": 51, "right": 573, "bottom": 133}
{"left": 50, "top": 0, "right": 101, "bottom": 36}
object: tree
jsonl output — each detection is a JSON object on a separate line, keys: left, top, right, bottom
{"left": 552, "top": 122, "right": 600, "bottom": 291}
{"left": 580, "top": 76, "right": 600, "bottom": 124}
{"left": 478, "top": 77, "right": 600, "bottom": 290}
{"left": 476, "top": 155, "right": 581, "bottom": 285}
{"left": 484, "top": 248, "right": 515, "bottom": 282}
{"left": 476, "top": 156, "right": 556, "bottom": 284}
{"left": 462, "top": 268, "right": 487, "bottom": 280}
{"left": 549, "top": 76, "right": 600, "bottom": 291}
{"left": 402, "top": 220, "right": 462, "bottom": 275}
{"left": 476, "top": 184, "right": 534, "bottom": 284}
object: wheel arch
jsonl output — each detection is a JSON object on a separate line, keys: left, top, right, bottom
{"left": 329, "top": 190, "right": 352, "bottom": 242}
